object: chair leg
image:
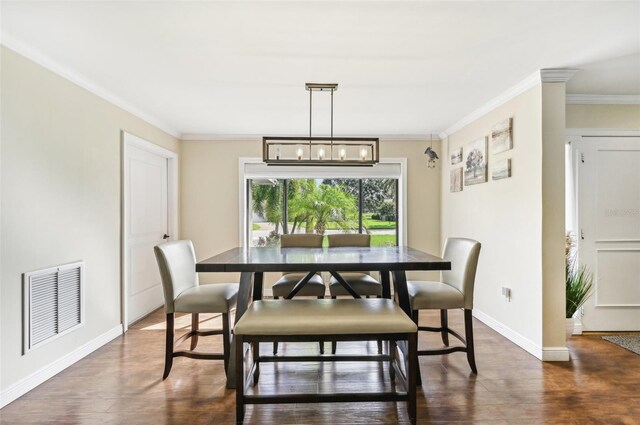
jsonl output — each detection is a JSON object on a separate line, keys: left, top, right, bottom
{"left": 440, "top": 309, "right": 449, "bottom": 347}
{"left": 411, "top": 310, "right": 422, "bottom": 386}
{"left": 236, "top": 335, "right": 245, "bottom": 424}
{"left": 332, "top": 341, "right": 337, "bottom": 355}
{"left": 163, "top": 313, "right": 175, "bottom": 380}
{"left": 377, "top": 339, "right": 383, "bottom": 354}
{"left": 190, "top": 313, "right": 199, "bottom": 350}
{"left": 464, "top": 309, "right": 478, "bottom": 374}
{"left": 273, "top": 296, "right": 279, "bottom": 355}
{"left": 222, "top": 312, "right": 231, "bottom": 375}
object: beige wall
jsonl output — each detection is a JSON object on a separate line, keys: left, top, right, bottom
{"left": 541, "top": 84, "right": 568, "bottom": 349}
{"left": 180, "top": 138, "right": 442, "bottom": 287}
{"left": 566, "top": 104, "right": 640, "bottom": 129}
{"left": 1, "top": 47, "right": 178, "bottom": 393}
{"left": 441, "top": 86, "right": 545, "bottom": 350}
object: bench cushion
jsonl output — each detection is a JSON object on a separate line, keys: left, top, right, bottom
{"left": 234, "top": 299, "right": 417, "bottom": 336}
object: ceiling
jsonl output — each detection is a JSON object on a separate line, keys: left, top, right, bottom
{"left": 2, "top": 1, "right": 639, "bottom": 139}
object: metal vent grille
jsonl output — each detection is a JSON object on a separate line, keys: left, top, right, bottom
{"left": 23, "top": 262, "right": 83, "bottom": 353}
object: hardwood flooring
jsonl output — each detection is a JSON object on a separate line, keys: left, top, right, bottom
{"left": 1, "top": 309, "right": 639, "bottom": 424}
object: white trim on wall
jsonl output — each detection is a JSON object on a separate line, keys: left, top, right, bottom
{"left": 439, "top": 71, "right": 542, "bottom": 139}
{"left": 566, "top": 128, "right": 640, "bottom": 137}
{"left": 121, "top": 131, "right": 179, "bottom": 332}
{"left": 0, "top": 324, "right": 123, "bottom": 408}
{"left": 238, "top": 158, "right": 408, "bottom": 248}
{"left": 473, "top": 309, "right": 570, "bottom": 361}
{"left": 1, "top": 38, "right": 179, "bottom": 138}
{"left": 566, "top": 94, "right": 640, "bottom": 105}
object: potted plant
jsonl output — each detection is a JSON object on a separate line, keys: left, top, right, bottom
{"left": 565, "top": 232, "right": 594, "bottom": 338}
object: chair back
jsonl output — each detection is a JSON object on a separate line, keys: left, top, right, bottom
{"left": 327, "top": 233, "right": 370, "bottom": 247}
{"left": 441, "top": 238, "right": 481, "bottom": 309}
{"left": 280, "top": 233, "right": 324, "bottom": 248}
{"left": 154, "top": 240, "right": 199, "bottom": 313}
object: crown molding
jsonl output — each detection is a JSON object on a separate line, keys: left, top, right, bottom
{"left": 540, "top": 68, "right": 580, "bottom": 83}
{"left": 441, "top": 70, "right": 541, "bottom": 139}
{"left": 180, "top": 133, "right": 440, "bottom": 142}
{"left": 1, "top": 36, "right": 180, "bottom": 139}
{"left": 440, "top": 68, "right": 581, "bottom": 139}
{"left": 566, "top": 94, "right": 640, "bottom": 105}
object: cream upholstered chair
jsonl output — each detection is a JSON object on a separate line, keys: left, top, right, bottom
{"left": 327, "top": 233, "right": 383, "bottom": 354}
{"left": 327, "top": 233, "right": 382, "bottom": 298}
{"left": 271, "top": 233, "right": 326, "bottom": 354}
{"left": 407, "top": 237, "right": 481, "bottom": 377}
{"left": 154, "top": 240, "right": 238, "bottom": 379}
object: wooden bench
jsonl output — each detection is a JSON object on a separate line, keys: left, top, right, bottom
{"left": 234, "top": 298, "right": 418, "bottom": 424}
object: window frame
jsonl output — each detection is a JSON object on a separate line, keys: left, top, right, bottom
{"left": 239, "top": 158, "right": 407, "bottom": 247}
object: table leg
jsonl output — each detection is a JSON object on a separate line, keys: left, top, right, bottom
{"left": 392, "top": 269, "right": 423, "bottom": 386}
{"left": 252, "top": 272, "right": 264, "bottom": 301}
{"left": 226, "top": 271, "right": 254, "bottom": 389}
{"left": 392, "top": 270, "right": 411, "bottom": 316}
{"left": 380, "top": 270, "right": 391, "bottom": 299}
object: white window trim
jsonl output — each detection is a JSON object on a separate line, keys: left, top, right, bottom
{"left": 238, "top": 157, "right": 408, "bottom": 247}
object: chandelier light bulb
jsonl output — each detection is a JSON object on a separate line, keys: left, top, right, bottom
{"left": 339, "top": 148, "right": 346, "bottom": 160}
{"left": 297, "top": 146, "right": 304, "bottom": 160}
{"left": 360, "top": 146, "right": 368, "bottom": 160}
{"left": 318, "top": 147, "right": 325, "bottom": 160}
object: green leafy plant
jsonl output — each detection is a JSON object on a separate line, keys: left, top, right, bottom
{"left": 565, "top": 232, "right": 594, "bottom": 319}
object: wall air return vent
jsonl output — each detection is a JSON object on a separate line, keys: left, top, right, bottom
{"left": 23, "top": 261, "right": 84, "bottom": 354}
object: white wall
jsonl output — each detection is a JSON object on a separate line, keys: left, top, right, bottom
{"left": 180, "top": 138, "right": 442, "bottom": 287}
{"left": 0, "top": 47, "right": 179, "bottom": 402}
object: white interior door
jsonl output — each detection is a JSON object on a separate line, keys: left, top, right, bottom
{"left": 125, "top": 141, "right": 169, "bottom": 325}
{"left": 577, "top": 136, "right": 640, "bottom": 331}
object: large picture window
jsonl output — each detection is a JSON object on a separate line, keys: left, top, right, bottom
{"left": 240, "top": 158, "right": 407, "bottom": 248}
{"left": 248, "top": 178, "right": 398, "bottom": 247}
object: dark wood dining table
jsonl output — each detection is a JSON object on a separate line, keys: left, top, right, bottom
{"left": 196, "top": 245, "right": 450, "bottom": 388}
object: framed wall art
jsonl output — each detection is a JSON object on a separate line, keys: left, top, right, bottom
{"left": 450, "top": 147, "right": 462, "bottom": 165}
{"left": 492, "top": 158, "right": 512, "bottom": 180}
{"left": 491, "top": 117, "right": 513, "bottom": 154}
{"left": 464, "top": 136, "right": 488, "bottom": 186}
{"left": 450, "top": 167, "right": 463, "bottom": 192}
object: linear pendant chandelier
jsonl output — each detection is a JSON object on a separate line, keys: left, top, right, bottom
{"left": 263, "top": 83, "right": 379, "bottom": 166}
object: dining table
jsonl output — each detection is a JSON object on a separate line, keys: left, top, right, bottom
{"left": 195, "top": 245, "right": 450, "bottom": 388}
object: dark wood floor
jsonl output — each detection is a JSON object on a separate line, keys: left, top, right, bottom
{"left": 2, "top": 308, "right": 639, "bottom": 424}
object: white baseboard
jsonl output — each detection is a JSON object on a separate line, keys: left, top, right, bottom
{"left": 542, "top": 346, "right": 570, "bottom": 361}
{"left": 473, "top": 309, "right": 569, "bottom": 362}
{"left": 0, "top": 324, "right": 123, "bottom": 408}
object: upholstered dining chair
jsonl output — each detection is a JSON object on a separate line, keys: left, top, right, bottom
{"left": 272, "top": 233, "right": 326, "bottom": 354}
{"left": 154, "top": 240, "right": 238, "bottom": 379}
{"left": 407, "top": 237, "right": 481, "bottom": 379}
{"left": 328, "top": 233, "right": 382, "bottom": 298}
{"left": 328, "top": 233, "right": 383, "bottom": 354}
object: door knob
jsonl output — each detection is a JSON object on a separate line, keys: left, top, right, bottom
{"left": 163, "top": 234, "right": 170, "bottom": 240}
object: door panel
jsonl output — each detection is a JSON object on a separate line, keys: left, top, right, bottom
{"left": 126, "top": 144, "right": 168, "bottom": 324}
{"left": 578, "top": 136, "right": 640, "bottom": 331}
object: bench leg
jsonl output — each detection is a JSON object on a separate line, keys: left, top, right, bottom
{"left": 236, "top": 335, "right": 245, "bottom": 424}
{"left": 252, "top": 342, "right": 260, "bottom": 385}
{"left": 389, "top": 340, "right": 396, "bottom": 381}
{"left": 408, "top": 333, "right": 417, "bottom": 425}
